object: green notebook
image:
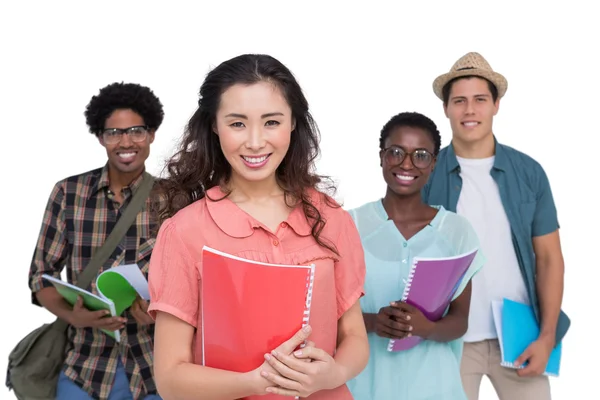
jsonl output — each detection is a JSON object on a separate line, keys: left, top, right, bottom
{"left": 42, "top": 264, "right": 150, "bottom": 342}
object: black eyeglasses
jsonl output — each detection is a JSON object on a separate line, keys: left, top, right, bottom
{"left": 381, "top": 146, "right": 434, "bottom": 169}
{"left": 101, "top": 125, "right": 149, "bottom": 145}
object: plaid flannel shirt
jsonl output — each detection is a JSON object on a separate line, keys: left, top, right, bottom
{"left": 29, "top": 164, "right": 159, "bottom": 400}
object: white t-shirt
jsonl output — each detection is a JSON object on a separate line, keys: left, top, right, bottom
{"left": 456, "top": 156, "right": 529, "bottom": 342}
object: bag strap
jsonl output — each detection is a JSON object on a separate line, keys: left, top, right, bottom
{"left": 53, "top": 171, "right": 155, "bottom": 330}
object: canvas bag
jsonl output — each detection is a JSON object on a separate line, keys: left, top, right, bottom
{"left": 6, "top": 173, "right": 155, "bottom": 400}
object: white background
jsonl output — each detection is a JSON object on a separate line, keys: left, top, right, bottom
{"left": 1, "top": 1, "right": 597, "bottom": 399}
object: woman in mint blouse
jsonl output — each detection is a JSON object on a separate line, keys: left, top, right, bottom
{"left": 346, "top": 112, "right": 484, "bottom": 400}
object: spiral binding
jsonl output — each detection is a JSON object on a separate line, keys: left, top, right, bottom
{"left": 300, "top": 264, "right": 316, "bottom": 349}
{"left": 387, "top": 261, "right": 418, "bottom": 352}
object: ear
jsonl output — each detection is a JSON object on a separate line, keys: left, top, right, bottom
{"left": 291, "top": 117, "right": 296, "bottom": 131}
{"left": 430, "top": 157, "right": 437, "bottom": 171}
{"left": 148, "top": 131, "right": 156, "bottom": 144}
{"left": 212, "top": 122, "right": 219, "bottom": 135}
{"left": 98, "top": 135, "right": 106, "bottom": 147}
{"left": 443, "top": 103, "right": 449, "bottom": 118}
{"left": 493, "top": 98, "right": 500, "bottom": 116}
{"left": 379, "top": 149, "right": 384, "bottom": 167}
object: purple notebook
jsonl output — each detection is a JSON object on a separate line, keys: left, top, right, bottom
{"left": 387, "top": 248, "right": 478, "bottom": 352}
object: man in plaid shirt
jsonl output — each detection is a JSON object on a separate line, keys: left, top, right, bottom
{"left": 28, "top": 82, "right": 164, "bottom": 400}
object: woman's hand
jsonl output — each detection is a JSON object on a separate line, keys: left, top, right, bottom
{"left": 249, "top": 325, "right": 315, "bottom": 396}
{"left": 389, "top": 301, "right": 435, "bottom": 339}
{"left": 261, "top": 343, "right": 341, "bottom": 398}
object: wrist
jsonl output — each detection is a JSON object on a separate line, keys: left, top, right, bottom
{"left": 244, "top": 369, "right": 266, "bottom": 396}
{"left": 328, "top": 361, "right": 348, "bottom": 391}
{"left": 420, "top": 319, "right": 437, "bottom": 340}
{"left": 538, "top": 330, "right": 556, "bottom": 347}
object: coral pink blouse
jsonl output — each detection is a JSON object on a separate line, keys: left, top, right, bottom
{"left": 148, "top": 186, "right": 366, "bottom": 399}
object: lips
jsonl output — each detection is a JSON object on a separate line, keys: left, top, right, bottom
{"left": 240, "top": 153, "right": 272, "bottom": 169}
{"left": 116, "top": 151, "right": 138, "bottom": 163}
{"left": 393, "top": 173, "right": 418, "bottom": 186}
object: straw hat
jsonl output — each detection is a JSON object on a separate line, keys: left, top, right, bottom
{"left": 432, "top": 52, "right": 508, "bottom": 100}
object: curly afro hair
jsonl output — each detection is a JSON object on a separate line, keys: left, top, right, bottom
{"left": 379, "top": 111, "right": 442, "bottom": 155}
{"left": 84, "top": 82, "right": 164, "bottom": 136}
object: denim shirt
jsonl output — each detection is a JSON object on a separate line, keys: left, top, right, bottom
{"left": 422, "top": 137, "right": 570, "bottom": 343}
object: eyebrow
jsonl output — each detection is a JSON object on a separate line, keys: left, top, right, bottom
{"left": 451, "top": 93, "right": 491, "bottom": 100}
{"left": 224, "top": 112, "right": 285, "bottom": 119}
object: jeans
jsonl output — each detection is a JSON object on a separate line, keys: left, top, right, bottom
{"left": 56, "top": 359, "right": 161, "bottom": 400}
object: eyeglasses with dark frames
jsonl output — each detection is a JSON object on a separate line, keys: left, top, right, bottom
{"left": 381, "top": 145, "right": 434, "bottom": 169}
{"left": 101, "top": 125, "right": 149, "bottom": 145}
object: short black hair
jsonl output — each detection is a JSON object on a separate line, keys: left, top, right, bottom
{"left": 379, "top": 112, "right": 441, "bottom": 155}
{"left": 442, "top": 75, "right": 498, "bottom": 105}
{"left": 84, "top": 82, "right": 164, "bottom": 136}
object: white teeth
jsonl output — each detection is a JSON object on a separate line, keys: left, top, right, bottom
{"left": 395, "top": 174, "right": 416, "bottom": 181}
{"left": 463, "top": 122, "right": 478, "bottom": 127}
{"left": 118, "top": 152, "right": 136, "bottom": 158}
{"left": 243, "top": 155, "right": 268, "bottom": 164}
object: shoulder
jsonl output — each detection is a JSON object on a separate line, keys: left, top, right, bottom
{"left": 436, "top": 207, "right": 475, "bottom": 233}
{"left": 499, "top": 143, "right": 545, "bottom": 171}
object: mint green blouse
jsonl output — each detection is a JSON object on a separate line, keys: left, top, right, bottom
{"left": 346, "top": 200, "right": 485, "bottom": 400}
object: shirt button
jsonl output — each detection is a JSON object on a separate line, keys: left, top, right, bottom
{"left": 273, "top": 239, "right": 279, "bottom": 246}
{"left": 403, "top": 242, "right": 407, "bottom": 248}
{"left": 280, "top": 222, "right": 287, "bottom": 228}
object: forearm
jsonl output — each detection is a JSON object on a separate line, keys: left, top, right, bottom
{"left": 331, "top": 333, "right": 369, "bottom": 389}
{"left": 536, "top": 259, "right": 564, "bottom": 343}
{"left": 156, "top": 363, "right": 257, "bottom": 400}
{"left": 35, "top": 287, "right": 74, "bottom": 323}
{"left": 424, "top": 313, "right": 468, "bottom": 343}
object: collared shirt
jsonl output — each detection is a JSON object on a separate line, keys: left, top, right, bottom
{"left": 29, "top": 164, "right": 159, "bottom": 400}
{"left": 148, "top": 186, "right": 366, "bottom": 400}
{"left": 422, "top": 137, "right": 570, "bottom": 343}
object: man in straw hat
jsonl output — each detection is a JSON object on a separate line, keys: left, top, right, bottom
{"left": 422, "top": 52, "right": 569, "bottom": 399}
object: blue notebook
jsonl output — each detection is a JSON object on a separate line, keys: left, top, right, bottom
{"left": 491, "top": 298, "right": 562, "bottom": 377}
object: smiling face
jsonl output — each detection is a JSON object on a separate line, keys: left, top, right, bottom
{"left": 99, "top": 109, "right": 154, "bottom": 176}
{"left": 213, "top": 81, "right": 293, "bottom": 188}
{"left": 380, "top": 125, "right": 436, "bottom": 197}
{"left": 443, "top": 77, "right": 499, "bottom": 146}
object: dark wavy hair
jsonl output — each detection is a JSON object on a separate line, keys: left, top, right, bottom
{"left": 157, "top": 54, "right": 339, "bottom": 254}
{"left": 84, "top": 82, "right": 164, "bottom": 135}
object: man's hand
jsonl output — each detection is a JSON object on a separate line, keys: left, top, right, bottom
{"left": 130, "top": 296, "right": 154, "bottom": 326}
{"left": 514, "top": 335, "right": 554, "bottom": 377}
{"left": 68, "top": 296, "right": 126, "bottom": 330}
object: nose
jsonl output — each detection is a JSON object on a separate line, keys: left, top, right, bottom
{"left": 119, "top": 132, "right": 134, "bottom": 148}
{"left": 244, "top": 125, "right": 266, "bottom": 150}
{"left": 465, "top": 99, "right": 475, "bottom": 115}
{"left": 400, "top": 153, "right": 414, "bottom": 170}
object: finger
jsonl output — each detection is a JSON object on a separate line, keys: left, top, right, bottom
{"left": 277, "top": 326, "right": 312, "bottom": 355}
{"left": 292, "top": 346, "right": 330, "bottom": 362}
{"left": 266, "top": 351, "right": 309, "bottom": 379}
{"left": 514, "top": 347, "right": 532, "bottom": 367}
{"left": 138, "top": 299, "right": 149, "bottom": 313}
{"left": 391, "top": 301, "right": 415, "bottom": 311}
{"left": 73, "top": 296, "right": 83, "bottom": 310}
{"left": 94, "top": 316, "right": 126, "bottom": 328}
{"left": 516, "top": 361, "right": 539, "bottom": 377}
{"left": 376, "top": 324, "right": 411, "bottom": 339}
{"left": 379, "top": 316, "right": 412, "bottom": 332}
{"left": 381, "top": 307, "right": 410, "bottom": 321}
{"left": 265, "top": 386, "right": 301, "bottom": 397}
{"left": 89, "top": 309, "right": 112, "bottom": 319}
{"left": 261, "top": 368, "right": 302, "bottom": 392}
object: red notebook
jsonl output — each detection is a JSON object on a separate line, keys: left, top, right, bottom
{"left": 201, "top": 246, "right": 315, "bottom": 397}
